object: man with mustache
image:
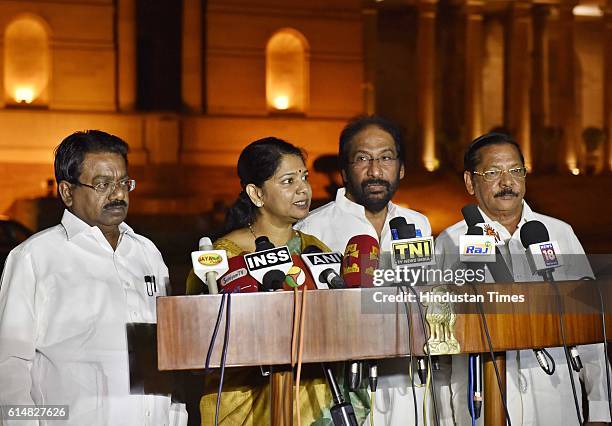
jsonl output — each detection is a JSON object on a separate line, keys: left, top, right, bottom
{"left": 435, "top": 132, "right": 609, "bottom": 425}
{"left": 296, "top": 116, "right": 453, "bottom": 425}
{"left": 0, "top": 131, "right": 187, "bottom": 425}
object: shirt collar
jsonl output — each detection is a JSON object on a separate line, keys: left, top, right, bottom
{"left": 334, "top": 187, "right": 396, "bottom": 219}
{"left": 476, "top": 200, "right": 534, "bottom": 238}
{"left": 61, "top": 209, "right": 134, "bottom": 241}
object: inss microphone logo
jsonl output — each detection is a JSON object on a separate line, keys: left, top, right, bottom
{"left": 539, "top": 243, "right": 559, "bottom": 267}
{"left": 392, "top": 238, "right": 434, "bottom": 265}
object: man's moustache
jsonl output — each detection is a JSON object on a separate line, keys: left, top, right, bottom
{"left": 362, "top": 179, "right": 390, "bottom": 190}
{"left": 104, "top": 201, "right": 127, "bottom": 209}
{"left": 494, "top": 188, "right": 519, "bottom": 198}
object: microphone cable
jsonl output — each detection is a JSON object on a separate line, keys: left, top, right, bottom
{"left": 403, "top": 284, "right": 440, "bottom": 426}
{"left": 293, "top": 285, "right": 307, "bottom": 426}
{"left": 204, "top": 292, "right": 233, "bottom": 426}
{"left": 590, "top": 277, "right": 612, "bottom": 421}
{"left": 400, "top": 287, "right": 419, "bottom": 426}
{"left": 548, "top": 281, "right": 583, "bottom": 425}
{"left": 466, "top": 282, "right": 512, "bottom": 426}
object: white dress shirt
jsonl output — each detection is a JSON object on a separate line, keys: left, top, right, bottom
{"left": 295, "top": 188, "right": 454, "bottom": 426}
{"left": 0, "top": 210, "right": 187, "bottom": 426}
{"left": 435, "top": 201, "right": 610, "bottom": 425}
{"left": 295, "top": 187, "right": 431, "bottom": 255}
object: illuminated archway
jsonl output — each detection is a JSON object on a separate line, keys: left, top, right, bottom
{"left": 266, "top": 29, "right": 309, "bottom": 113}
{"left": 4, "top": 15, "right": 51, "bottom": 106}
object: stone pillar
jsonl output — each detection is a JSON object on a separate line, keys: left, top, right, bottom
{"left": 531, "top": 5, "right": 552, "bottom": 172}
{"left": 556, "top": 2, "right": 578, "bottom": 172}
{"left": 505, "top": 1, "right": 532, "bottom": 169}
{"left": 363, "top": 7, "right": 378, "bottom": 115}
{"left": 463, "top": 0, "right": 484, "bottom": 143}
{"left": 117, "top": 0, "right": 136, "bottom": 111}
{"left": 417, "top": 0, "right": 438, "bottom": 171}
{"left": 182, "top": 0, "right": 203, "bottom": 113}
{"left": 604, "top": 0, "right": 612, "bottom": 171}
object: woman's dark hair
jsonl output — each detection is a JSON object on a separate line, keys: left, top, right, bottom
{"left": 464, "top": 132, "right": 524, "bottom": 172}
{"left": 224, "top": 137, "right": 305, "bottom": 233}
{"left": 54, "top": 130, "right": 129, "bottom": 185}
{"left": 338, "top": 115, "right": 404, "bottom": 169}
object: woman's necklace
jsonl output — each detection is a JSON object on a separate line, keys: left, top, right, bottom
{"left": 248, "top": 223, "right": 299, "bottom": 245}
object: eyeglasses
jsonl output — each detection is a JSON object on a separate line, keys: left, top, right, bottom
{"left": 348, "top": 155, "right": 399, "bottom": 169}
{"left": 472, "top": 167, "right": 527, "bottom": 182}
{"left": 75, "top": 178, "right": 136, "bottom": 194}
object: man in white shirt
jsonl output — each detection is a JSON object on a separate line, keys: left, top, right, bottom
{"left": 435, "top": 132, "right": 610, "bottom": 425}
{"left": 0, "top": 130, "right": 187, "bottom": 426}
{"left": 296, "top": 115, "right": 452, "bottom": 426}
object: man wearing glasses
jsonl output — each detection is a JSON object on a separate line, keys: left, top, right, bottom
{"left": 435, "top": 132, "right": 609, "bottom": 425}
{"left": 296, "top": 116, "right": 453, "bottom": 425}
{"left": 0, "top": 130, "right": 187, "bottom": 425}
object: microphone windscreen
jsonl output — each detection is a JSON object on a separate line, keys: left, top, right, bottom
{"left": 342, "top": 234, "right": 380, "bottom": 288}
{"left": 198, "top": 236, "right": 213, "bottom": 251}
{"left": 255, "top": 236, "right": 275, "bottom": 251}
{"left": 389, "top": 217, "right": 416, "bottom": 239}
{"left": 218, "top": 255, "right": 258, "bottom": 293}
{"left": 520, "top": 221, "right": 550, "bottom": 248}
{"left": 262, "top": 269, "right": 284, "bottom": 291}
{"left": 462, "top": 204, "right": 485, "bottom": 228}
{"left": 302, "top": 245, "right": 323, "bottom": 254}
{"left": 466, "top": 226, "right": 484, "bottom": 236}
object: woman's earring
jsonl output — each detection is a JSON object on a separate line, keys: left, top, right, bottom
{"left": 256, "top": 201, "right": 263, "bottom": 207}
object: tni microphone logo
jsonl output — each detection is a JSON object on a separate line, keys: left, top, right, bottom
{"left": 392, "top": 238, "right": 434, "bottom": 265}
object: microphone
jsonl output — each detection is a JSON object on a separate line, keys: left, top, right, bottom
{"left": 218, "top": 255, "right": 259, "bottom": 293}
{"left": 470, "top": 351, "right": 482, "bottom": 419}
{"left": 340, "top": 236, "right": 380, "bottom": 391}
{"left": 388, "top": 218, "right": 435, "bottom": 269}
{"left": 301, "top": 246, "right": 345, "bottom": 289}
{"left": 389, "top": 217, "right": 430, "bottom": 384}
{"left": 191, "top": 237, "right": 229, "bottom": 294}
{"left": 341, "top": 235, "right": 380, "bottom": 288}
{"left": 368, "top": 362, "right": 378, "bottom": 393}
{"left": 244, "top": 236, "right": 293, "bottom": 291}
{"left": 519, "top": 220, "right": 563, "bottom": 282}
{"left": 322, "top": 363, "right": 359, "bottom": 426}
{"left": 520, "top": 220, "right": 575, "bottom": 373}
{"left": 460, "top": 204, "right": 514, "bottom": 283}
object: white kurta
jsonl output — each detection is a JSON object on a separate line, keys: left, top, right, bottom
{"left": 0, "top": 210, "right": 187, "bottom": 426}
{"left": 296, "top": 188, "right": 454, "bottom": 426}
{"left": 435, "top": 201, "right": 610, "bottom": 425}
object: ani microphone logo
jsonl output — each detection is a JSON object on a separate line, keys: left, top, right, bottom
{"left": 539, "top": 243, "right": 559, "bottom": 268}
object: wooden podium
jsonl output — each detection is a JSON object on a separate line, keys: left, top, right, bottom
{"left": 157, "top": 280, "right": 612, "bottom": 425}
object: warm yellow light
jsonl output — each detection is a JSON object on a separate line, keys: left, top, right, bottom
{"left": 14, "top": 87, "right": 34, "bottom": 104}
{"left": 571, "top": 168, "right": 580, "bottom": 176}
{"left": 424, "top": 158, "right": 439, "bottom": 172}
{"left": 273, "top": 95, "right": 290, "bottom": 110}
{"left": 573, "top": 5, "right": 602, "bottom": 17}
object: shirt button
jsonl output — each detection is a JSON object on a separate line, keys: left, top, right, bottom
{"left": 124, "top": 281, "right": 130, "bottom": 288}
{"left": 145, "top": 410, "right": 150, "bottom": 417}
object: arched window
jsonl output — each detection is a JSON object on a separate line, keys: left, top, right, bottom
{"left": 4, "top": 15, "right": 51, "bottom": 106}
{"left": 266, "top": 29, "right": 309, "bottom": 113}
